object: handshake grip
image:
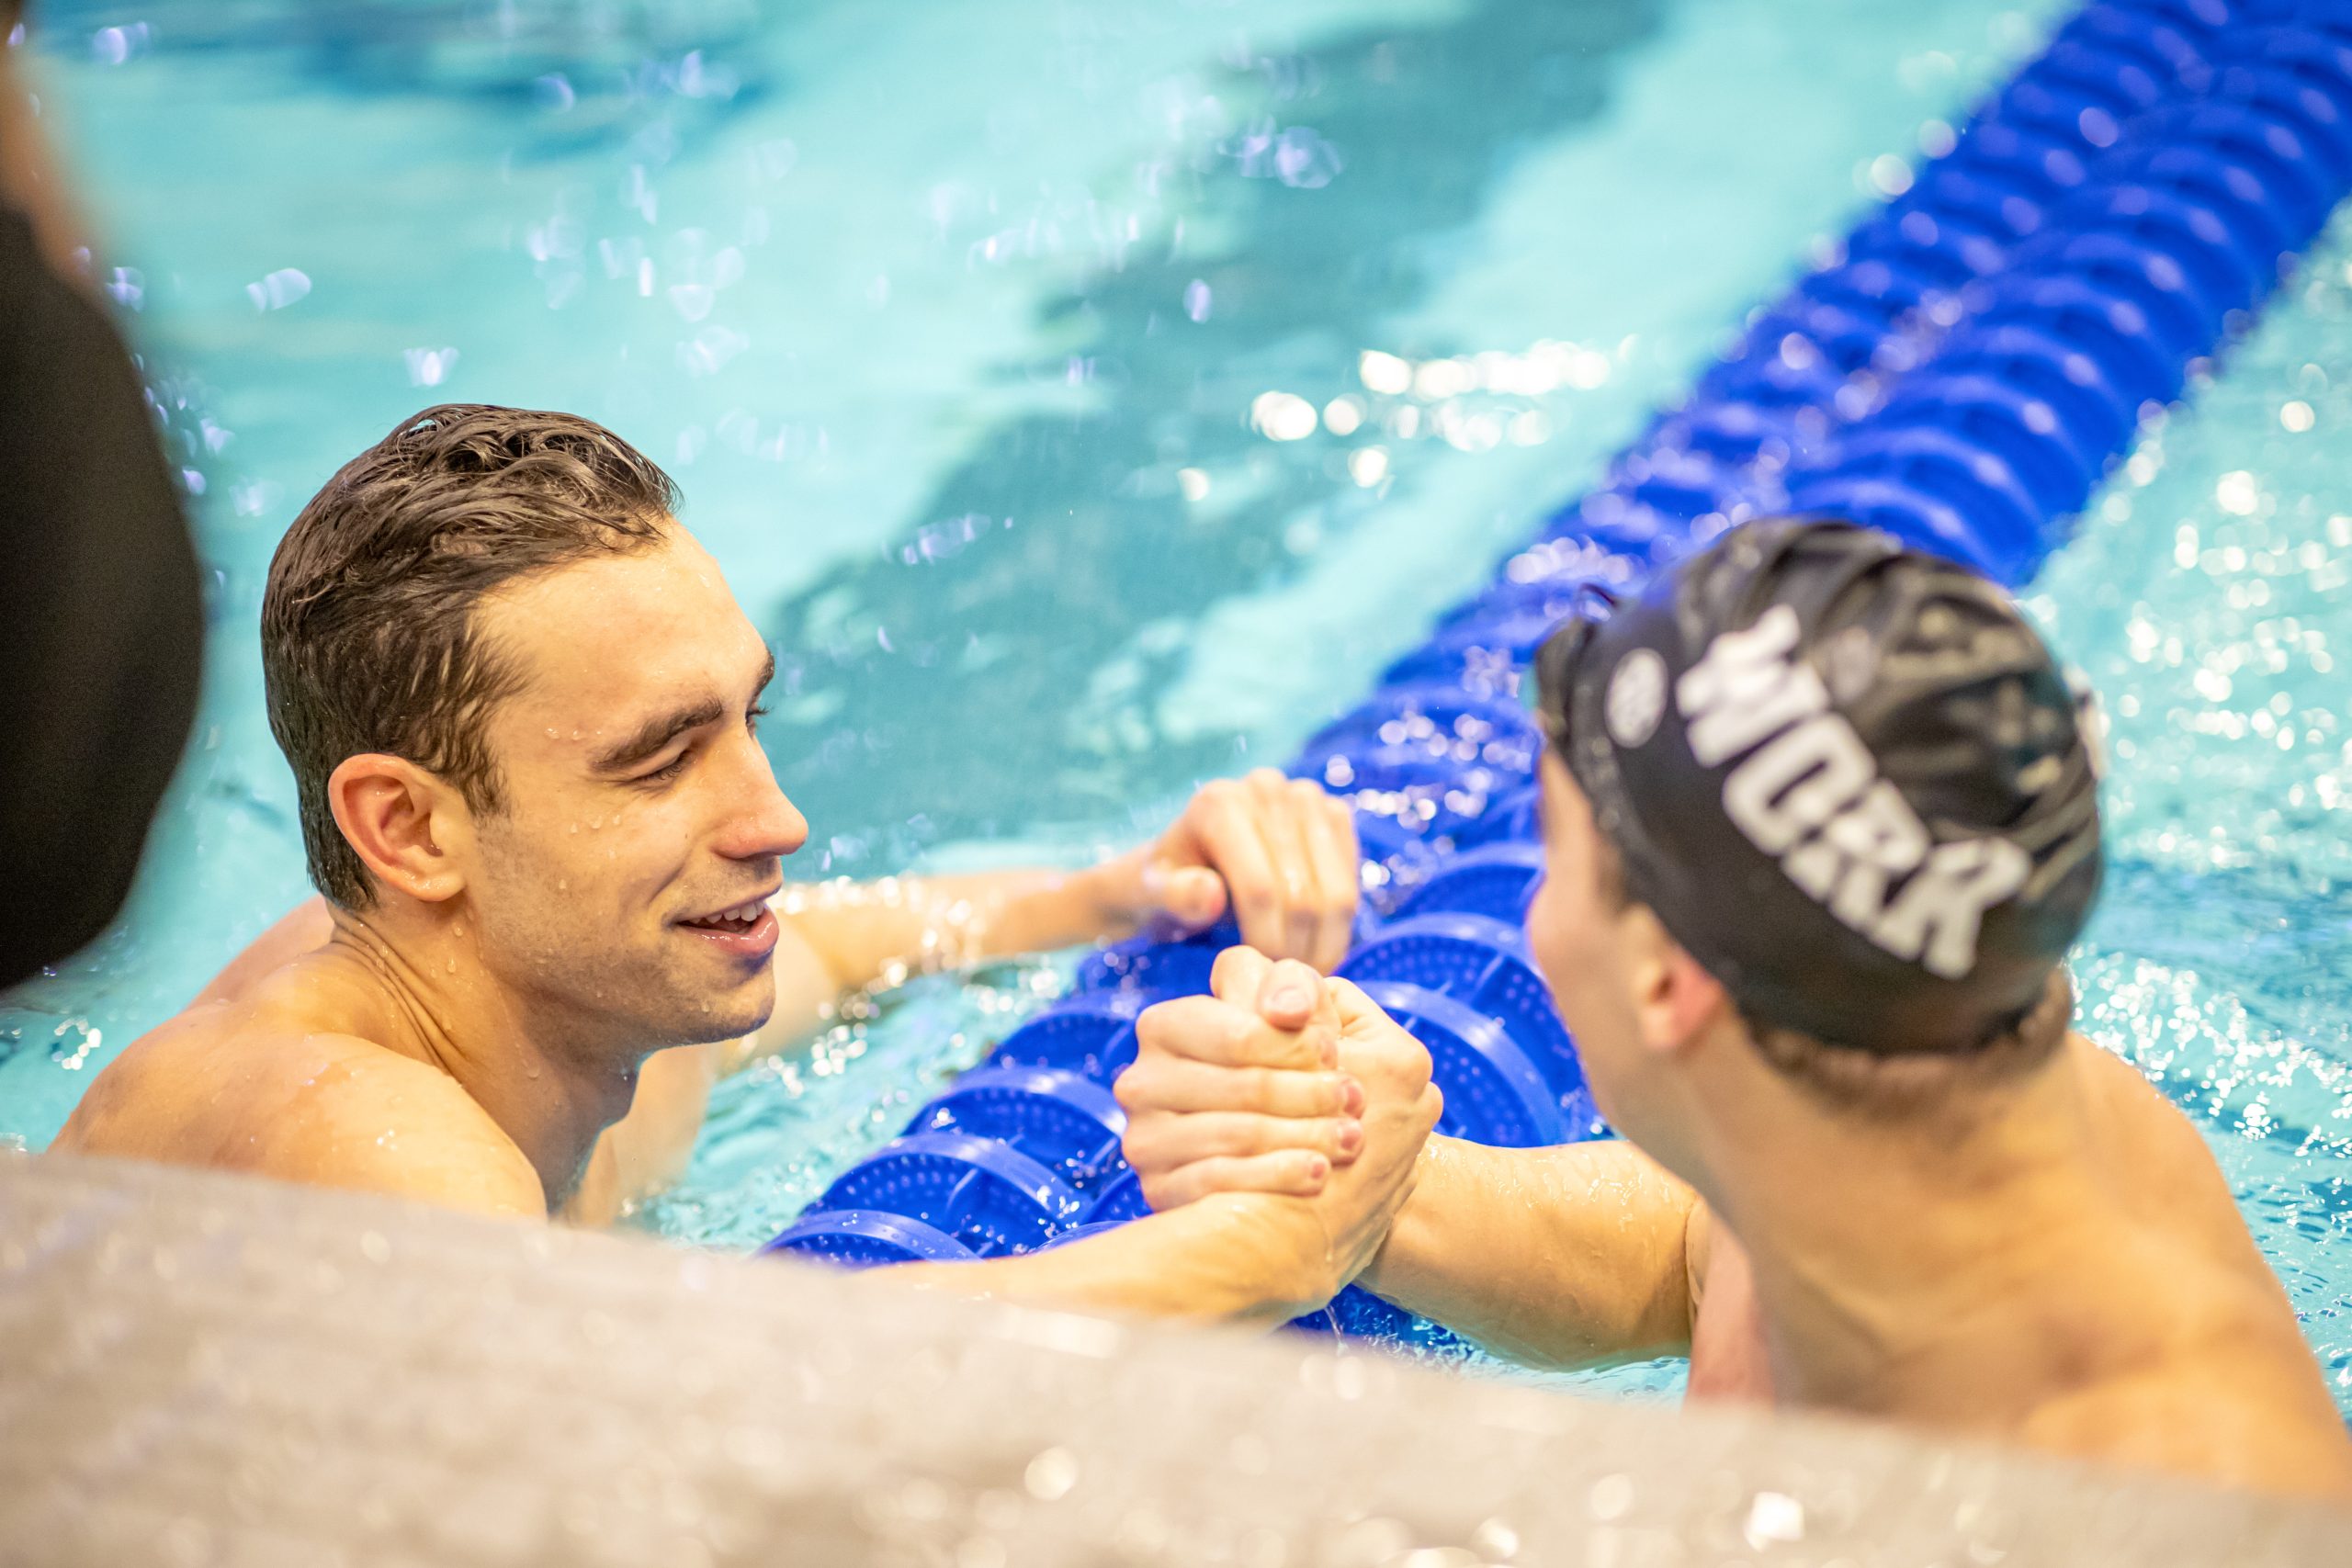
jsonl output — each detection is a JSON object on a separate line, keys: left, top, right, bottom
{"left": 1111, "top": 949, "right": 1451, "bottom": 1335}
{"left": 763, "top": 693, "right": 1601, "bottom": 1345}
{"left": 767, "top": 837, "right": 1603, "bottom": 1341}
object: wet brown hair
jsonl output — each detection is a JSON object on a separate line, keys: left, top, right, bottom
{"left": 262, "top": 404, "right": 676, "bottom": 907}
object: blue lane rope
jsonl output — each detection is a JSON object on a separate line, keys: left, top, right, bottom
{"left": 768, "top": 1, "right": 2352, "bottom": 1337}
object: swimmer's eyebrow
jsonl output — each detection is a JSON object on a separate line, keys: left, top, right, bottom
{"left": 592, "top": 699, "right": 725, "bottom": 774}
{"left": 590, "top": 650, "right": 775, "bottom": 775}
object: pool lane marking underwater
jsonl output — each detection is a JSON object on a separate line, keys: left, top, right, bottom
{"left": 766, "top": 0, "right": 2352, "bottom": 1338}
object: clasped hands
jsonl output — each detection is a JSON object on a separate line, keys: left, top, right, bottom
{"left": 1114, "top": 945, "right": 1442, "bottom": 1314}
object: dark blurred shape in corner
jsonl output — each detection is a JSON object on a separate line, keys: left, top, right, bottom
{"left": 0, "top": 4, "right": 205, "bottom": 988}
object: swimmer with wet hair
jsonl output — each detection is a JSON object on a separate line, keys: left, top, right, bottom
{"left": 1120, "top": 520, "right": 2352, "bottom": 1497}
{"left": 58, "top": 404, "right": 1438, "bottom": 1323}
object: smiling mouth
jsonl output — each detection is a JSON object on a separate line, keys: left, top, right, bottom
{"left": 681, "top": 898, "right": 771, "bottom": 935}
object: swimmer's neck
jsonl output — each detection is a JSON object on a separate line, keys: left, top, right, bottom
{"left": 1691, "top": 1033, "right": 2138, "bottom": 1425}
{"left": 304, "top": 903, "right": 648, "bottom": 1212}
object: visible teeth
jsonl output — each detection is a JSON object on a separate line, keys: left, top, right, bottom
{"left": 691, "top": 899, "right": 765, "bottom": 929}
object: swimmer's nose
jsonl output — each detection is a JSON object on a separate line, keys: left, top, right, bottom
{"left": 729, "top": 787, "right": 808, "bottom": 863}
{"left": 713, "top": 731, "right": 808, "bottom": 863}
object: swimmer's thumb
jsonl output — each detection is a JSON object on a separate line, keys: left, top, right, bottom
{"left": 1148, "top": 863, "right": 1228, "bottom": 931}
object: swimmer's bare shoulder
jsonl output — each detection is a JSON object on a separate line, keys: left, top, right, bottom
{"left": 2025, "top": 1348, "right": 2352, "bottom": 1501}
{"left": 2030, "top": 1032, "right": 2352, "bottom": 1500}
{"left": 54, "top": 966, "right": 544, "bottom": 1222}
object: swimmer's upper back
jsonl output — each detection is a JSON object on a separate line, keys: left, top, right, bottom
{"left": 2038, "top": 1033, "right": 2352, "bottom": 1500}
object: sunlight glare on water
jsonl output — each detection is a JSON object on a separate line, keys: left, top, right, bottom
{"left": 2031, "top": 218, "right": 2352, "bottom": 1416}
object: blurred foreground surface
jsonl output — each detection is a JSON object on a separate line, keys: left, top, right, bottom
{"left": 4, "top": 1150, "right": 2346, "bottom": 1566}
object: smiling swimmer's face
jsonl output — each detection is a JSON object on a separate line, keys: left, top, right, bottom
{"left": 458, "top": 523, "right": 807, "bottom": 1050}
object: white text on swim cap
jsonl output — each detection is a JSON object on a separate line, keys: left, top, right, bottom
{"left": 1669, "top": 605, "right": 2030, "bottom": 980}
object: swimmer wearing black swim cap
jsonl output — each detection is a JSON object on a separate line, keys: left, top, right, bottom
{"left": 1540, "top": 519, "right": 2102, "bottom": 1058}
{"left": 1123, "top": 518, "right": 2352, "bottom": 1500}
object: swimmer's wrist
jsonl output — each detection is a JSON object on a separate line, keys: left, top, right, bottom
{"left": 1190, "top": 1190, "right": 1345, "bottom": 1318}
{"left": 1348, "top": 1139, "right": 1443, "bottom": 1301}
{"left": 1074, "top": 847, "right": 1154, "bottom": 938}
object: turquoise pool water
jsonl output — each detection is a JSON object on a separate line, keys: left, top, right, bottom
{"left": 6, "top": 0, "right": 2346, "bottom": 1415}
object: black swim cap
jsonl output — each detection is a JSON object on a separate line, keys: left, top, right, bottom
{"left": 1539, "top": 519, "right": 2101, "bottom": 1055}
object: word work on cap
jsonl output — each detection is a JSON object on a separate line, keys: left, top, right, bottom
{"left": 1648, "top": 605, "right": 2029, "bottom": 980}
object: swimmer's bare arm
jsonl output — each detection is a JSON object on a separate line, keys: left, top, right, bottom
{"left": 1352, "top": 1137, "right": 1706, "bottom": 1370}
{"left": 740, "top": 771, "right": 1363, "bottom": 1065}
{"left": 890, "top": 1194, "right": 1374, "bottom": 1330}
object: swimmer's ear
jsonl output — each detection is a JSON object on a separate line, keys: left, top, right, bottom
{"left": 1620, "top": 905, "right": 1728, "bottom": 1057}
{"left": 327, "top": 753, "right": 471, "bottom": 905}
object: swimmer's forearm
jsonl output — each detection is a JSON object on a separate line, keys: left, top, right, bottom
{"left": 774, "top": 863, "right": 1141, "bottom": 994}
{"left": 737, "top": 863, "right": 1160, "bottom": 1071}
{"left": 888, "top": 1194, "right": 1335, "bottom": 1328}
{"left": 1356, "top": 1137, "right": 1700, "bottom": 1371}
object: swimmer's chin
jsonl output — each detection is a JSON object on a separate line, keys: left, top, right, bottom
{"left": 653, "top": 981, "right": 776, "bottom": 1048}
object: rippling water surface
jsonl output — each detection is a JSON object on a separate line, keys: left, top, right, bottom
{"left": 2033, "top": 240, "right": 2352, "bottom": 1417}
{"left": 8, "top": 0, "right": 2345, "bottom": 1417}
